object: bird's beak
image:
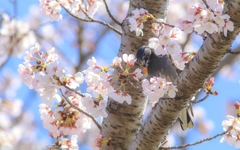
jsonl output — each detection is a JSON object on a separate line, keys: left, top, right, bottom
{"left": 143, "top": 67, "right": 148, "bottom": 75}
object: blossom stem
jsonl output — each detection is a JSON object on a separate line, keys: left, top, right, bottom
{"left": 191, "top": 94, "right": 209, "bottom": 104}
{"left": 153, "top": 20, "right": 175, "bottom": 28}
{"left": 60, "top": 89, "right": 102, "bottom": 131}
{"left": 103, "top": 0, "right": 122, "bottom": 26}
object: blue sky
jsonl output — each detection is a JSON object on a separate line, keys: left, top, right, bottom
{"left": 1, "top": 0, "right": 240, "bottom": 150}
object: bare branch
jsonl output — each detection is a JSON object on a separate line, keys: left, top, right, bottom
{"left": 75, "top": 20, "right": 111, "bottom": 71}
{"left": 228, "top": 49, "right": 240, "bottom": 54}
{"left": 57, "top": 79, "right": 85, "bottom": 97}
{"left": 191, "top": 94, "right": 209, "bottom": 104}
{"left": 103, "top": 0, "right": 122, "bottom": 26}
{"left": 59, "top": 89, "right": 102, "bottom": 131}
{"left": 160, "top": 130, "right": 229, "bottom": 149}
{"left": 62, "top": 5, "right": 122, "bottom": 35}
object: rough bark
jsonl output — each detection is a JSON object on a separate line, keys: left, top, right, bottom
{"left": 101, "top": 0, "right": 169, "bottom": 149}
{"left": 129, "top": 1, "right": 240, "bottom": 150}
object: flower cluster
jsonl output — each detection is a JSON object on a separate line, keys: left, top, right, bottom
{"left": 39, "top": 0, "right": 102, "bottom": 21}
{"left": 83, "top": 54, "right": 142, "bottom": 106}
{"left": 204, "top": 77, "right": 218, "bottom": 95}
{"left": 148, "top": 28, "right": 189, "bottom": 70}
{"left": 39, "top": 0, "right": 62, "bottom": 21}
{"left": 142, "top": 77, "right": 178, "bottom": 105}
{"left": 0, "top": 98, "right": 41, "bottom": 149}
{"left": 81, "top": 93, "right": 108, "bottom": 118}
{"left": 48, "top": 135, "right": 79, "bottom": 150}
{"left": 220, "top": 102, "right": 240, "bottom": 149}
{"left": 94, "top": 134, "right": 112, "bottom": 148}
{"left": 18, "top": 44, "right": 93, "bottom": 146}
{"left": 0, "top": 13, "right": 36, "bottom": 57}
{"left": 108, "top": 54, "right": 142, "bottom": 104}
{"left": 18, "top": 44, "right": 145, "bottom": 147}
{"left": 64, "top": 0, "right": 102, "bottom": 18}
{"left": 39, "top": 103, "right": 91, "bottom": 138}
{"left": 127, "top": 8, "right": 151, "bottom": 36}
{"left": 127, "top": 8, "right": 166, "bottom": 36}
{"left": 178, "top": 1, "right": 234, "bottom": 36}
{"left": 18, "top": 43, "right": 84, "bottom": 104}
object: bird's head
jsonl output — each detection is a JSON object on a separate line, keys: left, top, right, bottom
{"left": 136, "top": 46, "right": 152, "bottom": 74}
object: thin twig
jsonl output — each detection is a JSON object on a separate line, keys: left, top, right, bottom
{"left": 103, "top": 0, "right": 121, "bottom": 26}
{"left": 154, "top": 20, "right": 175, "bottom": 28}
{"left": 57, "top": 79, "right": 85, "bottom": 97}
{"left": 78, "top": 4, "right": 122, "bottom": 35}
{"left": 62, "top": 5, "right": 122, "bottom": 35}
{"left": 191, "top": 94, "right": 209, "bottom": 104}
{"left": 13, "top": 0, "right": 17, "bottom": 18}
{"left": 59, "top": 89, "right": 102, "bottom": 131}
{"left": 228, "top": 49, "right": 240, "bottom": 54}
{"left": 202, "top": 0, "right": 211, "bottom": 10}
{"left": 160, "top": 130, "right": 229, "bottom": 149}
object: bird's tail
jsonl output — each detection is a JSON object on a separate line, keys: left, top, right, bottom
{"left": 179, "top": 107, "right": 194, "bottom": 130}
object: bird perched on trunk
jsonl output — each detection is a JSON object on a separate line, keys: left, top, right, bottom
{"left": 136, "top": 45, "right": 194, "bottom": 130}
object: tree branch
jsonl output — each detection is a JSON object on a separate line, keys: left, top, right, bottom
{"left": 191, "top": 94, "right": 209, "bottom": 104}
{"left": 103, "top": 0, "right": 122, "bottom": 26}
{"left": 129, "top": 1, "right": 240, "bottom": 149}
{"left": 59, "top": 89, "right": 102, "bottom": 131}
{"left": 160, "top": 130, "right": 229, "bottom": 149}
{"left": 228, "top": 49, "right": 240, "bottom": 54}
{"left": 62, "top": 6, "right": 122, "bottom": 35}
{"left": 59, "top": 80, "right": 86, "bottom": 98}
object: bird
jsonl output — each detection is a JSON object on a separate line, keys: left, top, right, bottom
{"left": 136, "top": 45, "right": 194, "bottom": 130}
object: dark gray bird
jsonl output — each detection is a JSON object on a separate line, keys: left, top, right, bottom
{"left": 136, "top": 45, "right": 194, "bottom": 130}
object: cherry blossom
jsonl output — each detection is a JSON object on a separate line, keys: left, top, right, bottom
{"left": 148, "top": 37, "right": 167, "bottom": 55}
{"left": 39, "top": 0, "right": 62, "bottom": 21}
{"left": 127, "top": 8, "right": 149, "bottom": 36}
{"left": 83, "top": 53, "right": 140, "bottom": 111}
{"left": 221, "top": 115, "right": 240, "bottom": 149}
{"left": 132, "top": 68, "right": 143, "bottom": 81}
{"left": 0, "top": 97, "right": 38, "bottom": 149}
{"left": 39, "top": 0, "right": 102, "bottom": 21}
{"left": 0, "top": 13, "right": 36, "bottom": 57}
{"left": 142, "top": 77, "right": 178, "bottom": 105}
{"left": 81, "top": 94, "right": 108, "bottom": 118}
{"left": 48, "top": 135, "right": 79, "bottom": 150}
{"left": 18, "top": 44, "right": 87, "bottom": 104}
{"left": 94, "top": 134, "right": 112, "bottom": 148}
{"left": 169, "top": 27, "right": 183, "bottom": 40}
{"left": 148, "top": 28, "right": 186, "bottom": 70}
{"left": 60, "top": 135, "right": 79, "bottom": 150}
{"left": 122, "top": 53, "right": 136, "bottom": 68}
{"left": 204, "top": 77, "right": 218, "bottom": 95}
{"left": 67, "top": 0, "right": 102, "bottom": 18}
{"left": 151, "top": 18, "right": 165, "bottom": 36}
{"left": 112, "top": 57, "right": 122, "bottom": 67}
{"left": 178, "top": 1, "right": 234, "bottom": 36}
{"left": 39, "top": 102, "right": 92, "bottom": 138}
{"left": 221, "top": 102, "right": 240, "bottom": 149}
{"left": 108, "top": 90, "right": 132, "bottom": 105}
